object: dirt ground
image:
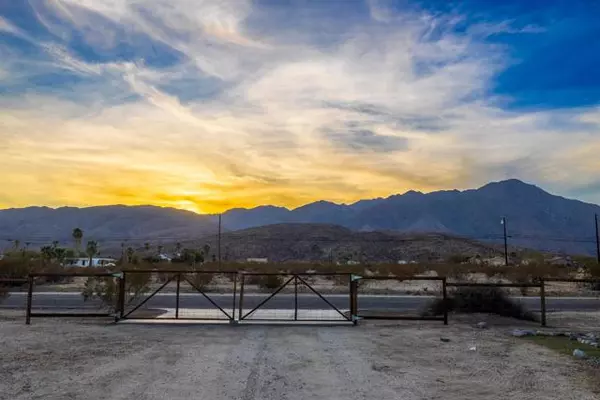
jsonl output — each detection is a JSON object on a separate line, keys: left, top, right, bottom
{"left": 1, "top": 312, "right": 599, "bottom": 400}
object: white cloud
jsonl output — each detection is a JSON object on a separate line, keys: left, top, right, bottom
{"left": 0, "top": 0, "right": 599, "bottom": 210}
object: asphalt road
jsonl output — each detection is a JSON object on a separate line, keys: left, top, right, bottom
{"left": 3, "top": 292, "right": 600, "bottom": 313}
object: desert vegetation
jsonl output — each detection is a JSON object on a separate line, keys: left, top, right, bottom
{"left": 424, "top": 286, "right": 538, "bottom": 321}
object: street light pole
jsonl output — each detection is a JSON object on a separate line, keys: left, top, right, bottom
{"left": 501, "top": 217, "right": 508, "bottom": 266}
{"left": 218, "top": 214, "right": 222, "bottom": 269}
{"left": 595, "top": 213, "right": 599, "bottom": 264}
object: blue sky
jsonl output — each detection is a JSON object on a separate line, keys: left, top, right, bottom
{"left": 1, "top": 0, "right": 599, "bottom": 212}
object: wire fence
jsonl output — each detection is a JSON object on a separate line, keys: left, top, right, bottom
{"left": 14, "top": 270, "right": 600, "bottom": 331}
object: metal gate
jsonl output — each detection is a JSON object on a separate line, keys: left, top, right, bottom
{"left": 353, "top": 275, "right": 448, "bottom": 324}
{"left": 237, "top": 273, "right": 354, "bottom": 323}
{"left": 119, "top": 270, "right": 237, "bottom": 322}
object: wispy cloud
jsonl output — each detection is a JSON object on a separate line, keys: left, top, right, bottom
{"left": 0, "top": 0, "right": 599, "bottom": 212}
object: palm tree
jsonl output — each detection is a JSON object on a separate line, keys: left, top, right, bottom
{"left": 86, "top": 240, "right": 98, "bottom": 267}
{"left": 144, "top": 242, "right": 150, "bottom": 251}
{"left": 13, "top": 239, "right": 20, "bottom": 251}
{"left": 72, "top": 228, "right": 83, "bottom": 255}
{"left": 203, "top": 244, "right": 210, "bottom": 259}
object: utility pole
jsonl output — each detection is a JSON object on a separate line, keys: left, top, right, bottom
{"left": 595, "top": 213, "right": 599, "bottom": 264}
{"left": 218, "top": 214, "right": 222, "bottom": 269}
{"left": 501, "top": 217, "right": 508, "bottom": 266}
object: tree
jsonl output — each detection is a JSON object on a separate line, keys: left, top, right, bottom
{"left": 144, "top": 242, "right": 150, "bottom": 251}
{"left": 40, "top": 246, "right": 55, "bottom": 265}
{"left": 178, "top": 248, "right": 203, "bottom": 266}
{"left": 126, "top": 247, "right": 135, "bottom": 264}
{"left": 72, "top": 228, "right": 83, "bottom": 255}
{"left": 54, "top": 248, "right": 67, "bottom": 264}
{"left": 157, "top": 245, "right": 164, "bottom": 256}
{"left": 86, "top": 241, "right": 98, "bottom": 267}
{"left": 203, "top": 244, "right": 211, "bottom": 258}
{"left": 175, "top": 242, "right": 182, "bottom": 254}
{"left": 51, "top": 240, "right": 59, "bottom": 249}
{"left": 12, "top": 239, "right": 20, "bottom": 251}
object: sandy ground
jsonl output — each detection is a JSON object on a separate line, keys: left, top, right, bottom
{"left": 1, "top": 312, "right": 599, "bottom": 400}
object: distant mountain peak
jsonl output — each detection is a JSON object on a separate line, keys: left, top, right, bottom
{"left": 477, "top": 179, "right": 548, "bottom": 197}
{"left": 403, "top": 189, "right": 424, "bottom": 196}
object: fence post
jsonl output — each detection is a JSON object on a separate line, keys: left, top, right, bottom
{"left": 238, "top": 274, "right": 245, "bottom": 320}
{"left": 117, "top": 273, "right": 126, "bottom": 320}
{"left": 175, "top": 273, "right": 181, "bottom": 320}
{"left": 350, "top": 276, "right": 358, "bottom": 325}
{"left": 294, "top": 275, "right": 298, "bottom": 321}
{"left": 25, "top": 275, "right": 33, "bottom": 325}
{"left": 540, "top": 279, "right": 546, "bottom": 327}
{"left": 348, "top": 275, "right": 353, "bottom": 321}
{"left": 442, "top": 277, "right": 448, "bottom": 325}
{"left": 231, "top": 272, "right": 237, "bottom": 323}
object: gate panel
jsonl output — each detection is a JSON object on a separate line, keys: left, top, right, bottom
{"left": 238, "top": 273, "right": 352, "bottom": 323}
{"left": 355, "top": 276, "right": 447, "bottom": 323}
{"left": 120, "top": 270, "right": 236, "bottom": 322}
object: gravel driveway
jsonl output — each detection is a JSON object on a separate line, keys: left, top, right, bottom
{"left": 1, "top": 314, "right": 598, "bottom": 400}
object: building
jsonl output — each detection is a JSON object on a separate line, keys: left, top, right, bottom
{"left": 246, "top": 258, "right": 268, "bottom": 263}
{"left": 64, "top": 257, "right": 117, "bottom": 267}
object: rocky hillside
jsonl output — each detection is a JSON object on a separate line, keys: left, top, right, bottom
{"left": 173, "top": 224, "right": 503, "bottom": 263}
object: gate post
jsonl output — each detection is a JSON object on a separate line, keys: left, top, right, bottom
{"left": 25, "top": 275, "right": 34, "bottom": 325}
{"left": 540, "top": 279, "right": 547, "bottom": 327}
{"left": 231, "top": 272, "right": 238, "bottom": 324}
{"left": 350, "top": 275, "right": 359, "bottom": 325}
{"left": 294, "top": 276, "right": 298, "bottom": 321}
{"left": 175, "top": 273, "right": 181, "bottom": 320}
{"left": 442, "top": 277, "right": 448, "bottom": 325}
{"left": 118, "top": 272, "right": 126, "bottom": 319}
{"left": 238, "top": 274, "right": 245, "bottom": 321}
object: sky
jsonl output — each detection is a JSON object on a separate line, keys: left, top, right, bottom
{"left": 1, "top": 0, "right": 600, "bottom": 214}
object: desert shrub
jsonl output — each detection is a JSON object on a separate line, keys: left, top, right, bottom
{"left": 82, "top": 267, "right": 151, "bottom": 309}
{"left": 186, "top": 272, "right": 213, "bottom": 290}
{"left": 332, "top": 274, "right": 351, "bottom": 286}
{"left": 0, "top": 257, "right": 32, "bottom": 279}
{"left": 258, "top": 275, "right": 284, "bottom": 290}
{"left": 82, "top": 276, "right": 119, "bottom": 307}
{"left": 245, "top": 274, "right": 262, "bottom": 285}
{"left": 424, "top": 286, "right": 537, "bottom": 321}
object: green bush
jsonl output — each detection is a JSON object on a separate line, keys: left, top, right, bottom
{"left": 424, "top": 286, "right": 537, "bottom": 321}
{"left": 82, "top": 267, "right": 151, "bottom": 309}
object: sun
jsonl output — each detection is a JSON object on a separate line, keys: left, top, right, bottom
{"left": 172, "top": 200, "right": 203, "bottom": 214}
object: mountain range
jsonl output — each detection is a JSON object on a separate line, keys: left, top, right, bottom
{"left": 1, "top": 179, "right": 599, "bottom": 256}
